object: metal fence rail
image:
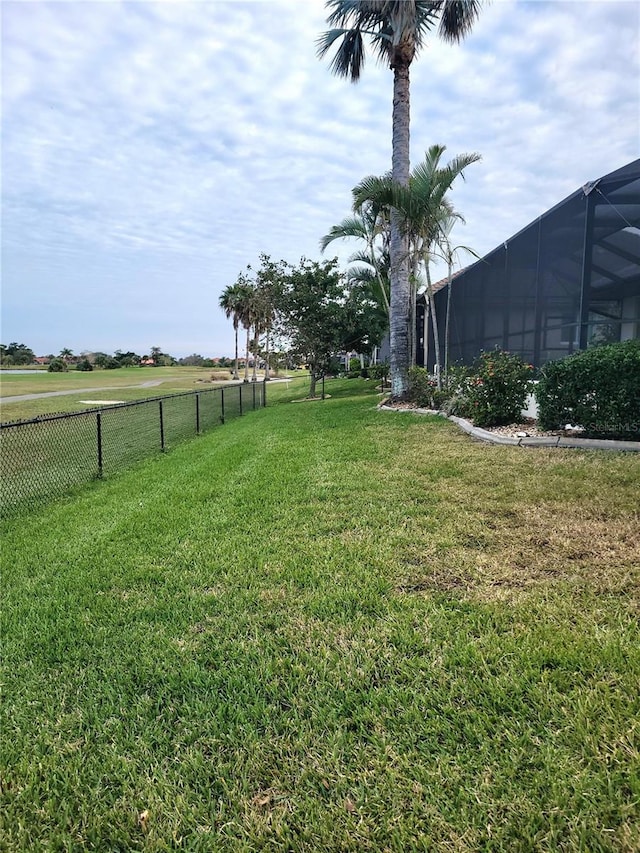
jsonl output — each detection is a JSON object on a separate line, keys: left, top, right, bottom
{"left": 0, "top": 382, "right": 265, "bottom": 518}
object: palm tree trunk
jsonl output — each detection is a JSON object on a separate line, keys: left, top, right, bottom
{"left": 444, "top": 259, "right": 453, "bottom": 384}
{"left": 426, "top": 264, "right": 442, "bottom": 390}
{"left": 244, "top": 328, "right": 250, "bottom": 383}
{"left": 252, "top": 324, "right": 258, "bottom": 382}
{"left": 389, "top": 61, "right": 411, "bottom": 399}
{"left": 233, "top": 324, "right": 240, "bottom": 380}
{"left": 409, "top": 244, "right": 420, "bottom": 367}
{"left": 423, "top": 301, "right": 429, "bottom": 368}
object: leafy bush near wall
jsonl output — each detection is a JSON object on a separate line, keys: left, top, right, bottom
{"left": 407, "top": 367, "right": 437, "bottom": 407}
{"left": 537, "top": 340, "right": 640, "bottom": 439}
{"left": 465, "top": 350, "right": 534, "bottom": 427}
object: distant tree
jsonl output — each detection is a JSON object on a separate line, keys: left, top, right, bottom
{"left": 104, "top": 357, "right": 122, "bottom": 370}
{"left": 252, "top": 254, "right": 286, "bottom": 381}
{"left": 114, "top": 350, "right": 142, "bottom": 367}
{"left": 1, "top": 342, "right": 36, "bottom": 365}
{"left": 48, "top": 358, "right": 68, "bottom": 373}
{"left": 179, "top": 354, "right": 206, "bottom": 366}
{"left": 150, "top": 346, "right": 162, "bottom": 367}
{"left": 76, "top": 358, "right": 94, "bottom": 372}
{"left": 230, "top": 273, "right": 256, "bottom": 383}
{"left": 93, "top": 352, "right": 110, "bottom": 368}
{"left": 340, "top": 277, "right": 389, "bottom": 361}
{"left": 219, "top": 280, "right": 247, "bottom": 380}
{"left": 59, "top": 348, "right": 74, "bottom": 363}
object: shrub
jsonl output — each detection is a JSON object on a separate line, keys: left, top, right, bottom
{"left": 537, "top": 340, "right": 640, "bottom": 439}
{"left": 76, "top": 359, "right": 93, "bottom": 372}
{"left": 443, "top": 393, "right": 473, "bottom": 418}
{"left": 47, "top": 358, "right": 68, "bottom": 373}
{"left": 369, "top": 362, "right": 390, "bottom": 389}
{"left": 407, "top": 367, "right": 439, "bottom": 408}
{"left": 346, "top": 357, "right": 361, "bottom": 379}
{"left": 465, "top": 350, "right": 534, "bottom": 427}
{"left": 210, "top": 370, "right": 231, "bottom": 381}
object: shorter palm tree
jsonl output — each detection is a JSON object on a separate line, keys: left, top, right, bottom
{"left": 353, "top": 145, "right": 481, "bottom": 382}
{"left": 219, "top": 281, "right": 245, "bottom": 380}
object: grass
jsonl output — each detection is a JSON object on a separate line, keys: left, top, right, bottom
{"left": 2, "top": 378, "right": 639, "bottom": 851}
{"left": 0, "top": 366, "right": 275, "bottom": 422}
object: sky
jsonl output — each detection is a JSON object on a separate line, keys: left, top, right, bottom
{"left": 2, "top": 0, "right": 639, "bottom": 359}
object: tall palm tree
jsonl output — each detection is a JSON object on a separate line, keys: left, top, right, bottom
{"left": 219, "top": 281, "right": 245, "bottom": 380}
{"left": 318, "top": 0, "right": 481, "bottom": 398}
{"left": 253, "top": 254, "right": 285, "bottom": 382}
{"left": 233, "top": 275, "right": 255, "bottom": 383}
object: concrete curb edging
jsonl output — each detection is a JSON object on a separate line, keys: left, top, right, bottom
{"left": 378, "top": 405, "right": 640, "bottom": 453}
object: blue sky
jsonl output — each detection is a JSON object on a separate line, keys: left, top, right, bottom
{"left": 2, "top": 0, "right": 638, "bottom": 358}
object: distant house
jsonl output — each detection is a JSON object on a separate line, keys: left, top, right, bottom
{"left": 419, "top": 159, "right": 640, "bottom": 370}
{"left": 34, "top": 356, "right": 50, "bottom": 365}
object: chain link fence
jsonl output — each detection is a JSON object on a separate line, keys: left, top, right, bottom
{"left": 0, "top": 382, "right": 265, "bottom": 518}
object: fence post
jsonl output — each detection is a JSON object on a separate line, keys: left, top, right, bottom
{"left": 159, "top": 400, "right": 165, "bottom": 451}
{"left": 252, "top": 382, "right": 256, "bottom": 410}
{"left": 195, "top": 393, "right": 200, "bottom": 435}
{"left": 263, "top": 377, "right": 267, "bottom": 407}
{"left": 239, "top": 384, "right": 243, "bottom": 416}
{"left": 220, "top": 388, "right": 225, "bottom": 424}
{"left": 96, "top": 412, "right": 103, "bottom": 478}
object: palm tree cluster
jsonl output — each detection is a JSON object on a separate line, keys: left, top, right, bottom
{"left": 219, "top": 2, "right": 483, "bottom": 395}
{"left": 218, "top": 255, "right": 285, "bottom": 383}
{"left": 339, "top": 143, "right": 481, "bottom": 386}
{"left": 317, "top": 0, "right": 482, "bottom": 398}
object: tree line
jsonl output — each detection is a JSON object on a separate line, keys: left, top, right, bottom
{"left": 0, "top": 344, "right": 179, "bottom": 370}
{"left": 220, "top": 1, "right": 483, "bottom": 400}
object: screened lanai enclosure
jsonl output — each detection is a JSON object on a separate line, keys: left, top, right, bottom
{"left": 420, "top": 159, "right": 640, "bottom": 370}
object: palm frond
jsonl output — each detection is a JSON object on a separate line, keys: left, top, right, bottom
{"left": 438, "top": 0, "right": 482, "bottom": 43}
{"left": 320, "top": 216, "right": 371, "bottom": 253}
{"left": 346, "top": 263, "right": 377, "bottom": 283}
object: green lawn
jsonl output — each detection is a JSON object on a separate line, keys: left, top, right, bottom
{"left": 0, "top": 366, "right": 271, "bottom": 422}
{"left": 2, "top": 379, "right": 639, "bottom": 851}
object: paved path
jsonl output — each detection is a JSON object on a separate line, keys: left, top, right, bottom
{"left": 1, "top": 379, "right": 164, "bottom": 404}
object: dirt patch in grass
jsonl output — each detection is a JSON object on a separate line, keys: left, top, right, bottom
{"left": 394, "top": 503, "right": 639, "bottom": 604}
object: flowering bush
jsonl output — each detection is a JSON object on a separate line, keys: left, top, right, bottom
{"left": 407, "top": 367, "right": 440, "bottom": 408}
{"left": 465, "top": 350, "right": 534, "bottom": 427}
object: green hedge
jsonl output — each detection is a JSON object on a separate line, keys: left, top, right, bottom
{"left": 537, "top": 340, "right": 640, "bottom": 439}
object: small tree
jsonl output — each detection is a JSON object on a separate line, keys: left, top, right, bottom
{"left": 48, "top": 358, "right": 68, "bottom": 373}
{"left": 277, "top": 258, "right": 346, "bottom": 398}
